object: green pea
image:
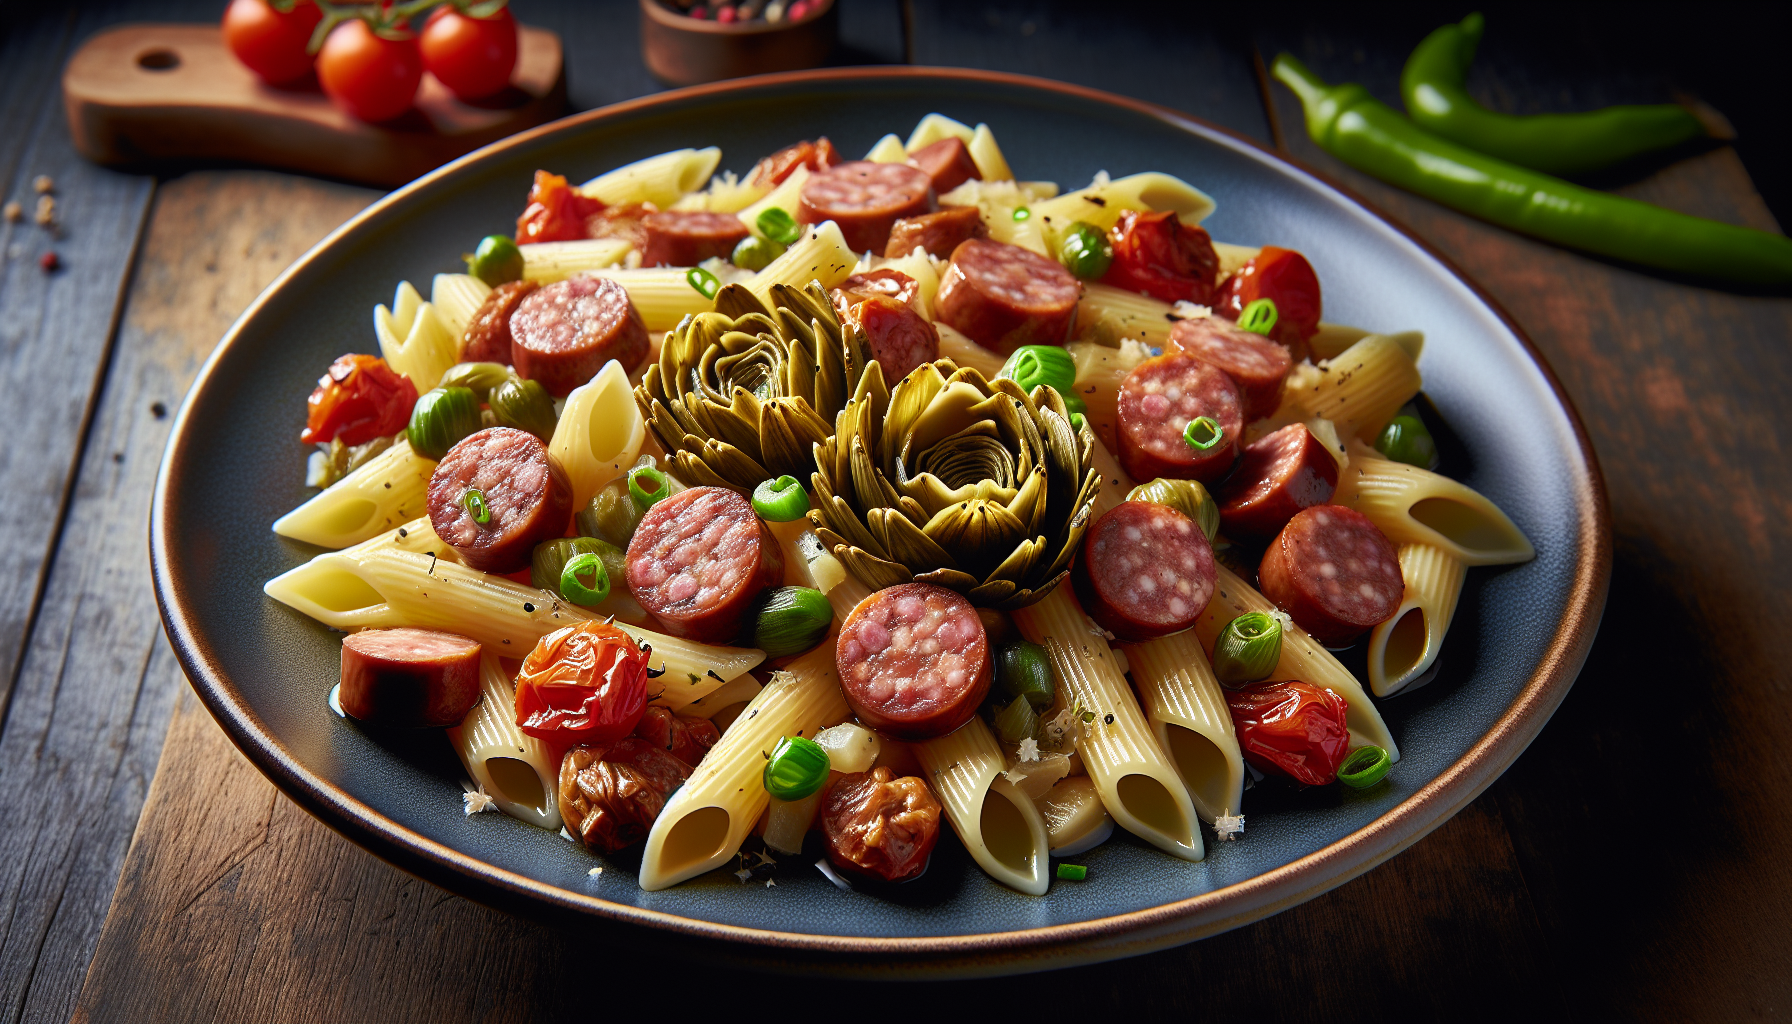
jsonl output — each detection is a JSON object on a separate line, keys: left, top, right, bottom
{"left": 576, "top": 479, "right": 645, "bottom": 548}
{"left": 467, "top": 235, "right": 524, "bottom": 286}
{"left": 531, "top": 536, "right": 624, "bottom": 604}
{"left": 1127, "top": 478, "right": 1219, "bottom": 541}
{"left": 998, "top": 345, "right": 1077, "bottom": 396}
{"left": 406, "top": 387, "right": 482, "bottom": 461}
{"left": 731, "top": 234, "right": 786, "bottom": 271}
{"left": 438, "top": 361, "right": 511, "bottom": 398}
{"left": 1058, "top": 220, "right": 1113, "bottom": 279}
{"left": 763, "top": 735, "right": 831, "bottom": 801}
{"left": 490, "top": 376, "right": 557, "bottom": 442}
{"left": 1375, "top": 414, "right": 1439, "bottom": 469}
{"left": 751, "top": 586, "right": 833, "bottom": 657}
{"left": 995, "top": 640, "right": 1055, "bottom": 709}
{"left": 992, "top": 694, "right": 1039, "bottom": 745}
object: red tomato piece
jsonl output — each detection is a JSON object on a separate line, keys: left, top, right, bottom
{"left": 300, "top": 354, "right": 418, "bottom": 446}
{"left": 1224, "top": 679, "right": 1351, "bottom": 786}
{"left": 1215, "top": 246, "right": 1323, "bottom": 349}
{"left": 514, "top": 621, "right": 651, "bottom": 747}
{"left": 1100, "top": 209, "right": 1220, "bottom": 305}
{"left": 515, "top": 170, "right": 607, "bottom": 244}
{"left": 221, "top": 0, "right": 322, "bottom": 85}
{"left": 748, "top": 137, "right": 842, "bottom": 189}
{"left": 316, "top": 18, "right": 424, "bottom": 123}
{"left": 419, "top": 5, "right": 518, "bottom": 101}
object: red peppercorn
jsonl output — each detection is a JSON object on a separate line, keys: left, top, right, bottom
{"left": 39, "top": 251, "right": 60, "bottom": 272}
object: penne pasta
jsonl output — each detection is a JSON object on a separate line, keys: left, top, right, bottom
{"left": 1076, "top": 283, "right": 1177, "bottom": 349}
{"left": 448, "top": 650, "right": 562, "bottom": 830}
{"left": 1212, "top": 241, "right": 1261, "bottom": 280}
{"left": 864, "top": 133, "right": 908, "bottom": 163}
{"left": 579, "top": 267, "right": 716, "bottom": 331}
{"left": 742, "top": 220, "right": 857, "bottom": 303}
{"left": 430, "top": 273, "right": 491, "bottom": 339}
{"left": 273, "top": 439, "right": 434, "bottom": 549}
{"left": 549, "top": 360, "right": 645, "bottom": 509}
{"left": 1334, "top": 454, "right": 1535, "bottom": 566}
{"left": 1281, "top": 335, "right": 1422, "bottom": 441}
{"left": 1306, "top": 323, "right": 1423, "bottom": 363}
{"left": 680, "top": 674, "right": 763, "bottom": 719}
{"left": 671, "top": 169, "right": 768, "bottom": 214}
{"left": 580, "top": 147, "right": 722, "bottom": 208}
{"left": 340, "top": 515, "right": 458, "bottom": 563}
{"left": 1086, "top": 431, "right": 1135, "bottom": 515}
{"left": 966, "top": 123, "right": 1015, "bottom": 183}
{"left": 874, "top": 247, "right": 942, "bottom": 319}
{"left": 521, "top": 238, "right": 634, "bottom": 283}
{"left": 1123, "top": 632, "right": 1245, "bottom": 824}
{"left": 1368, "top": 543, "right": 1467, "bottom": 697}
{"left": 375, "top": 282, "right": 458, "bottom": 392}
{"left": 1031, "top": 172, "right": 1216, "bottom": 252}
{"left": 937, "top": 178, "right": 1057, "bottom": 253}
{"left": 905, "top": 112, "right": 975, "bottom": 153}
{"left": 1068, "top": 338, "right": 1154, "bottom": 450}
{"left": 914, "top": 717, "right": 1051, "bottom": 895}
{"left": 736, "top": 165, "right": 809, "bottom": 237}
{"left": 936, "top": 323, "right": 1006, "bottom": 378}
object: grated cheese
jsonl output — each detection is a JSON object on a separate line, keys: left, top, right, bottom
{"left": 1214, "top": 812, "right": 1245, "bottom": 841}
{"left": 460, "top": 782, "right": 497, "bottom": 815}
{"left": 1017, "top": 737, "right": 1040, "bottom": 762}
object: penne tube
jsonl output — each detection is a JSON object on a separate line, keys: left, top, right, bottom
{"left": 580, "top": 267, "right": 716, "bottom": 331}
{"left": 580, "top": 147, "right": 722, "bottom": 208}
{"left": 936, "top": 323, "right": 1006, "bottom": 378}
{"left": 864, "top": 133, "right": 908, "bottom": 163}
{"left": 638, "top": 645, "right": 849, "bottom": 890}
{"left": 915, "top": 717, "right": 1051, "bottom": 895}
{"left": 1196, "top": 565, "right": 1400, "bottom": 758}
{"left": 521, "top": 238, "right": 634, "bottom": 283}
{"left": 905, "top": 112, "right": 975, "bottom": 152}
{"left": 1122, "top": 633, "right": 1245, "bottom": 824}
{"left": 1087, "top": 431, "right": 1134, "bottom": 515}
{"left": 875, "top": 247, "right": 942, "bottom": 318}
{"left": 375, "top": 282, "right": 458, "bottom": 392}
{"left": 1069, "top": 338, "right": 1153, "bottom": 449}
{"left": 549, "top": 360, "right": 645, "bottom": 509}
{"left": 273, "top": 439, "right": 434, "bottom": 549}
{"left": 1076, "top": 283, "right": 1177, "bottom": 349}
{"left": 1334, "top": 454, "right": 1535, "bottom": 566}
{"left": 1031, "top": 172, "right": 1216, "bottom": 252}
{"left": 448, "top": 650, "right": 562, "bottom": 830}
{"left": 742, "top": 220, "right": 856, "bottom": 303}
{"left": 966, "top": 123, "right": 1015, "bottom": 182}
{"left": 736, "top": 165, "right": 809, "bottom": 237}
{"left": 1282, "top": 335, "right": 1422, "bottom": 441}
{"left": 430, "top": 273, "right": 491, "bottom": 339}
{"left": 1306, "top": 323, "right": 1423, "bottom": 363}
{"left": 766, "top": 518, "right": 848, "bottom": 595}
{"left": 680, "top": 674, "right": 763, "bottom": 719}
{"left": 340, "top": 515, "right": 458, "bottom": 563}
{"left": 1212, "top": 241, "right": 1261, "bottom": 280}
{"left": 1368, "top": 543, "right": 1467, "bottom": 697}
{"left": 1011, "top": 587, "right": 1204, "bottom": 862}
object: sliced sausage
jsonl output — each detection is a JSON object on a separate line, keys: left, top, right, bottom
{"left": 1217, "top": 423, "right": 1339, "bottom": 540}
{"left": 835, "top": 583, "right": 990, "bottom": 741}
{"left": 798, "top": 161, "right": 936, "bottom": 253}
{"left": 1071, "top": 500, "right": 1215, "bottom": 643}
{"left": 1115, "top": 353, "right": 1243, "bottom": 483}
{"left": 427, "top": 426, "right": 576, "bottom": 574}
{"left": 339, "top": 628, "right": 482, "bottom": 728}
{"left": 906, "top": 137, "right": 981, "bottom": 195}
{"left": 821, "top": 767, "right": 943, "bottom": 883}
{"left": 558, "top": 738, "right": 693, "bottom": 852}
{"left": 641, "top": 210, "right": 750, "bottom": 268}
{"left": 831, "top": 268, "right": 921, "bottom": 309}
{"left": 831, "top": 271, "right": 939, "bottom": 383}
{"left": 885, "top": 204, "right": 988, "bottom": 259}
{"left": 1258, "top": 504, "right": 1404, "bottom": 645}
{"left": 459, "top": 280, "right": 538, "bottom": 364}
{"left": 631, "top": 705, "right": 721, "bottom": 767}
{"left": 1169, "top": 315, "right": 1293, "bottom": 421}
{"left": 509, "top": 274, "right": 650, "bottom": 396}
{"left": 625, "top": 486, "right": 786, "bottom": 643}
{"left": 934, "top": 238, "right": 1080, "bottom": 354}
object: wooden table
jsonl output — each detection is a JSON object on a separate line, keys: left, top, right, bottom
{"left": 0, "top": 2, "right": 1786, "bottom": 1019}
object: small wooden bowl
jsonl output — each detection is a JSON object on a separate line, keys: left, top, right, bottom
{"left": 640, "top": 0, "right": 838, "bottom": 86}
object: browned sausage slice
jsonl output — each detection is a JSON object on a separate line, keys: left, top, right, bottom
{"left": 625, "top": 486, "right": 786, "bottom": 643}
{"left": 1071, "top": 500, "right": 1215, "bottom": 642}
{"left": 641, "top": 210, "right": 751, "bottom": 268}
{"left": 830, "top": 271, "right": 939, "bottom": 383}
{"left": 1217, "top": 423, "right": 1339, "bottom": 540}
{"left": 1258, "top": 505, "right": 1404, "bottom": 645}
{"left": 459, "top": 280, "right": 538, "bottom": 364}
{"left": 934, "top": 238, "right": 1080, "bottom": 354}
{"left": 631, "top": 705, "right": 721, "bottom": 767}
{"left": 558, "top": 738, "right": 694, "bottom": 852}
{"left": 831, "top": 268, "right": 920, "bottom": 308}
{"left": 1115, "top": 353, "right": 1243, "bottom": 483}
{"left": 835, "top": 583, "right": 990, "bottom": 741}
{"left": 885, "top": 205, "right": 989, "bottom": 259}
{"left": 1169, "top": 315, "right": 1293, "bottom": 421}
{"left": 798, "top": 161, "right": 936, "bottom": 254}
{"left": 508, "top": 275, "right": 650, "bottom": 396}
{"left": 906, "top": 137, "right": 982, "bottom": 195}
{"left": 427, "top": 427, "right": 576, "bottom": 574}
{"left": 821, "top": 767, "right": 943, "bottom": 883}
{"left": 339, "top": 627, "right": 482, "bottom": 728}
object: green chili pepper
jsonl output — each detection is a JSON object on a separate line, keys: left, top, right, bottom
{"left": 1012, "top": 207, "right": 1031, "bottom": 222}
{"left": 406, "top": 387, "right": 481, "bottom": 461}
{"left": 751, "top": 475, "right": 810, "bottom": 522}
{"left": 1183, "top": 416, "right": 1223, "bottom": 451}
{"left": 1375, "top": 414, "right": 1439, "bottom": 469}
{"left": 1056, "top": 863, "right": 1088, "bottom": 881}
{"left": 992, "top": 694, "right": 1040, "bottom": 745}
{"left": 577, "top": 478, "right": 644, "bottom": 547}
{"left": 763, "top": 735, "right": 831, "bottom": 801}
{"left": 629, "top": 464, "right": 671, "bottom": 510}
{"left": 995, "top": 640, "right": 1055, "bottom": 709}
{"left": 686, "top": 266, "right": 721, "bottom": 300}
{"left": 1402, "top": 14, "right": 1710, "bottom": 178}
{"left": 752, "top": 586, "right": 833, "bottom": 657}
{"left": 1058, "top": 220, "right": 1113, "bottom": 280}
{"left": 531, "top": 536, "right": 623, "bottom": 603}
{"left": 466, "top": 235, "right": 525, "bottom": 286}
{"left": 437, "top": 361, "right": 511, "bottom": 398}
{"left": 731, "top": 234, "right": 786, "bottom": 271}
{"left": 1127, "top": 478, "right": 1220, "bottom": 541}
{"left": 1273, "top": 54, "right": 1792, "bottom": 287}
{"left": 1237, "top": 298, "right": 1279, "bottom": 336}
{"left": 755, "top": 207, "right": 803, "bottom": 245}
{"left": 462, "top": 488, "right": 490, "bottom": 524}
{"left": 1213, "top": 612, "right": 1282, "bottom": 686}
{"left": 998, "top": 345, "right": 1078, "bottom": 396}
{"left": 489, "top": 376, "right": 557, "bottom": 442}
{"left": 1337, "top": 744, "right": 1392, "bottom": 789}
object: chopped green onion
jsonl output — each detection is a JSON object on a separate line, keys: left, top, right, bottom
{"left": 1213, "top": 612, "right": 1282, "bottom": 686}
{"left": 1374, "top": 414, "right": 1439, "bottom": 469}
{"left": 731, "top": 234, "right": 785, "bottom": 271}
{"left": 995, "top": 640, "right": 1055, "bottom": 709}
{"left": 686, "top": 266, "right": 720, "bottom": 299}
{"left": 1058, "top": 220, "right": 1113, "bottom": 279}
{"left": 628, "top": 465, "right": 670, "bottom": 510}
{"left": 1183, "top": 416, "right": 1223, "bottom": 451}
{"left": 1337, "top": 745, "right": 1392, "bottom": 789}
{"left": 1012, "top": 207, "right": 1031, "bottom": 222}
{"left": 532, "top": 536, "right": 622, "bottom": 597}
{"left": 1063, "top": 392, "right": 1087, "bottom": 417}
{"left": 559, "top": 552, "right": 611, "bottom": 606}
{"left": 1056, "top": 863, "right": 1088, "bottom": 881}
{"left": 462, "top": 488, "right": 491, "bottom": 525}
{"left": 763, "top": 735, "right": 831, "bottom": 801}
{"left": 1070, "top": 412, "right": 1087, "bottom": 432}
{"left": 752, "top": 586, "right": 833, "bottom": 657}
{"left": 756, "top": 207, "right": 802, "bottom": 245}
{"left": 1238, "top": 298, "right": 1279, "bottom": 335}
{"left": 406, "top": 386, "right": 481, "bottom": 461}
{"left": 998, "top": 345, "right": 1077, "bottom": 396}
{"left": 992, "top": 694, "right": 1039, "bottom": 744}
{"left": 466, "top": 234, "right": 524, "bottom": 286}
{"left": 751, "top": 475, "right": 811, "bottom": 522}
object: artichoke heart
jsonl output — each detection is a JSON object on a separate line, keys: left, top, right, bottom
{"left": 635, "top": 281, "right": 869, "bottom": 491}
{"left": 809, "top": 359, "right": 1101, "bottom": 609}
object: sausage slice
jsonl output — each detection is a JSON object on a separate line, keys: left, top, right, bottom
{"left": 835, "top": 583, "right": 990, "bottom": 741}
{"left": 1217, "top": 423, "right": 1339, "bottom": 540}
{"left": 625, "top": 486, "right": 786, "bottom": 643}
{"left": 339, "top": 628, "right": 482, "bottom": 728}
{"left": 1071, "top": 501, "right": 1215, "bottom": 642}
{"left": 934, "top": 238, "right": 1080, "bottom": 354}
{"left": 427, "top": 427, "right": 576, "bottom": 573}
{"left": 1258, "top": 505, "right": 1404, "bottom": 645}
{"left": 821, "top": 767, "right": 943, "bottom": 883}
{"left": 641, "top": 210, "right": 750, "bottom": 268}
{"left": 906, "top": 137, "right": 982, "bottom": 195}
{"left": 1115, "top": 353, "right": 1243, "bottom": 483}
{"left": 1169, "top": 315, "right": 1294, "bottom": 421}
{"left": 830, "top": 270, "right": 938, "bottom": 383}
{"left": 509, "top": 275, "right": 650, "bottom": 396}
{"left": 798, "top": 161, "right": 936, "bottom": 253}
{"left": 885, "top": 205, "right": 989, "bottom": 259}
{"left": 459, "top": 280, "right": 538, "bottom": 364}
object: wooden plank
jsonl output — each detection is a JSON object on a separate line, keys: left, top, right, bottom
{"left": 0, "top": 170, "right": 375, "bottom": 1024}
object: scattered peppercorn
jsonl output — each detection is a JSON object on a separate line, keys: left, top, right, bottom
{"left": 39, "top": 251, "right": 59, "bottom": 272}
{"left": 151, "top": 401, "right": 168, "bottom": 418}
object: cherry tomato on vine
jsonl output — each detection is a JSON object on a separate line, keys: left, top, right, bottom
{"left": 420, "top": 5, "right": 518, "bottom": 101}
{"left": 1215, "top": 246, "right": 1323, "bottom": 349}
{"left": 1224, "top": 679, "right": 1351, "bottom": 786}
{"left": 221, "top": 0, "right": 322, "bottom": 85}
{"left": 1101, "top": 209, "right": 1220, "bottom": 305}
{"left": 316, "top": 18, "right": 423, "bottom": 123}
{"left": 513, "top": 621, "right": 651, "bottom": 748}
{"left": 300, "top": 354, "right": 418, "bottom": 446}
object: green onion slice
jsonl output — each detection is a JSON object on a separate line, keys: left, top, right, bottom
{"left": 763, "top": 735, "right": 831, "bottom": 801}
{"left": 685, "top": 266, "right": 720, "bottom": 300}
{"left": 462, "top": 488, "right": 491, "bottom": 525}
{"left": 1012, "top": 206, "right": 1031, "bottom": 222}
{"left": 1337, "top": 745, "right": 1392, "bottom": 789}
{"left": 992, "top": 694, "right": 1040, "bottom": 745}
{"left": 755, "top": 207, "right": 802, "bottom": 245}
{"left": 1238, "top": 298, "right": 1279, "bottom": 336}
{"left": 1056, "top": 863, "right": 1088, "bottom": 881}
{"left": 1070, "top": 412, "right": 1087, "bottom": 432}
{"left": 751, "top": 475, "right": 811, "bottom": 522}
{"left": 1212, "top": 611, "right": 1282, "bottom": 686}
{"left": 1183, "top": 416, "right": 1224, "bottom": 451}
{"left": 558, "top": 552, "right": 611, "bottom": 606}
{"left": 628, "top": 465, "right": 671, "bottom": 510}
{"left": 998, "top": 345, "right": 1077, "bottom": 396}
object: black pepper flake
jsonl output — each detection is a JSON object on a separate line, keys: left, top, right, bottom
{"left": 748, "top": 708, "right": 759, "bottom": 719}
{"left": 1085, "top": 195, "right": 1107, "bottom": 206}
{"left": 707, "top": 669, "right": 724, "bottom": 681}
{"left": 523, "top": 602, "right": 535, "bottom": 613}
{"left": 427, "top": 553, "right": 438, "bottom": 575}
{"left": 384, "top": 482, "right": 391, "bottom": 489}
{"left": 1164, "top": 313, "right": 1179, "bottom": 322}
{"left": 502, "top": 638, "right": 511, "bottom": 644}
{"left": 1104, "top": 713, "right": 1115, "bottom": 725}
{"left": 150, "top": 402, "right": 168, "bottom": 419}
{"left": 646, "top": 663, "right": 666, "bottom": 678}
{"left": 397, "top": 527, "right": 407, "bottom": 538}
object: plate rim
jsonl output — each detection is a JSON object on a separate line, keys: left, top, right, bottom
{"left": 149, "top": 64, "right": 1612, "bottom": 975}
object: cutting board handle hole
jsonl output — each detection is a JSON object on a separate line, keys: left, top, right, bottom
{"left": 137, "top": 49, "right": 180, "bottom": 71}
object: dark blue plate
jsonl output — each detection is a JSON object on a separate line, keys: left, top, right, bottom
{"left": 151, "top": 68, "right": 1609, "bottom": 976}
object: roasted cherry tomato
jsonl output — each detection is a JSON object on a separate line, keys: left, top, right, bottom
{"left": 1100, "top": 209, "right": 1221, "bottom": 305}
{"left": 514, "top": 621, "right": 650, "bottom": 746}
{"left": 748, "top": 137, "right": 842, "bottom": 189}
{"left": 1224, "top": 679, "right": 1351, "bottom": 786}
{"left": 316, "top": 18, "right": 423, "bottom": 123}
{"left": 1215, "top": 246, "right": 1323, "bottom": 349}
{"left": 419, "top": 4, "right": 518, "bottom": 101}
{"left": 820, "top": 767, "right": 943, "bottom": 883}
{"left": 300, "top": 354, "right": 418, "bottom": 446}
{"left": 222, "top": 0, "right": 322, "bottom": 85}
{"left": 515, "top": 170, "right": 607, "bottom": 244}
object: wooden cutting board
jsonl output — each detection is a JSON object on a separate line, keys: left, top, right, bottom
{"left": 63, "top": 22, "right": 566, "bottom": 188}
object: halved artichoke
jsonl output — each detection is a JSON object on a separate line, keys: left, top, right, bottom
{"left": 809, "top": 360, "right": 1101, "bottom": 609}
{"left": 635, "top": 281, "right": 870, "bottom": 491}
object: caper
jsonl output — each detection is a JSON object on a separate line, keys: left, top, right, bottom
{"left": 1127, "top": 477, "right": 1220, "bottom": 541}
{"left": 490, "top": 376, "right": 557, "bottom": 441}
{"left": 467, "top": 234, "right": 524, "bottom": 286}
{"left": 995, "top": 640, "right": 1055, "bottom": 709}
{"left": 406, "top": 387, "right": 482, "bottom": 461}
{"left": 531, "top": 536, "right": 625, "bottom": 600}
{"left": 731, "top": 234, "right": 786, "bottom": 272}
{"left": 751, "top": 586, "right": 833, "bottom": 657}
{"left": 438, "top": 361, "right": 511, "bottom": 398}
{"left": 576, "top": 478, "right": 644, "bottom": 548}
